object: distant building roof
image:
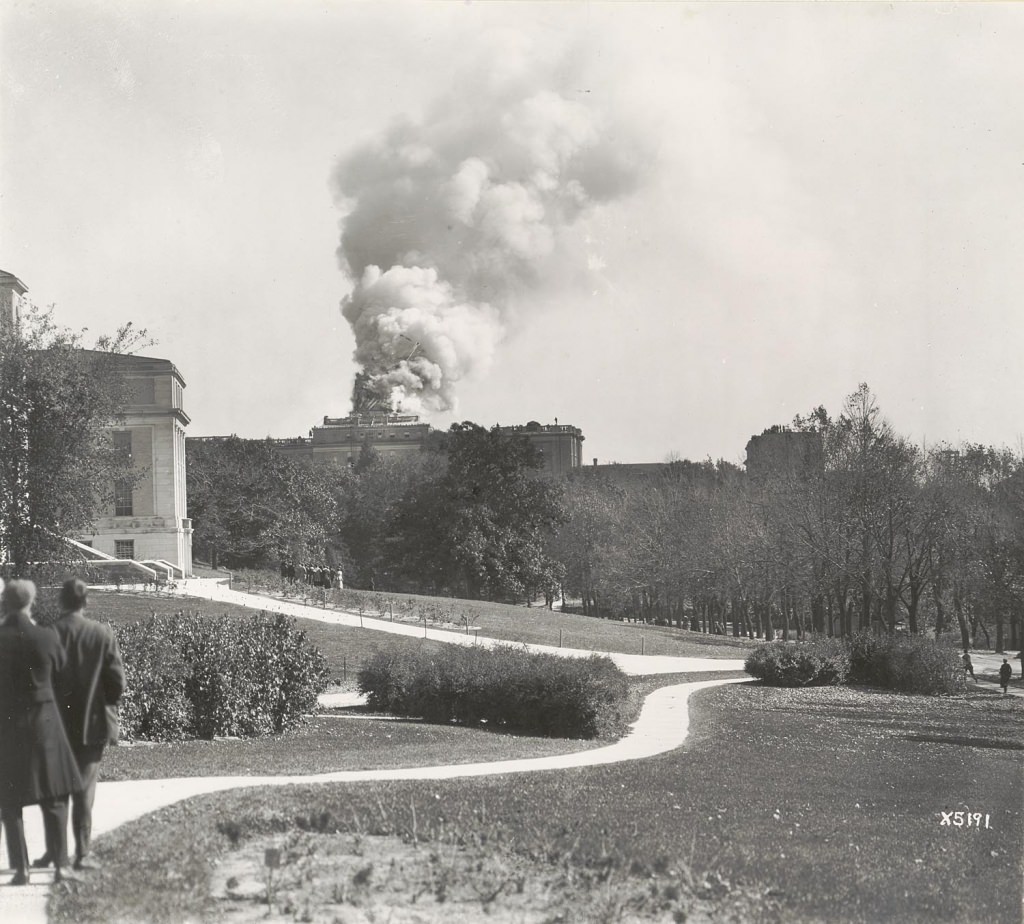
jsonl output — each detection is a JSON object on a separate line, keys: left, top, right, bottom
{"left": 82, "top": 350, "right": 187, "bottom": 387}
{"left": 0, "top": 270, "right": 28, "bottom": 295}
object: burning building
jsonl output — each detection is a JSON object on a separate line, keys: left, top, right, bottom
{"left": 330, "top": 41, "right": 648, "bottom": 424}
{"left": 268, "top": 377, "right": 584, "bottom": 477}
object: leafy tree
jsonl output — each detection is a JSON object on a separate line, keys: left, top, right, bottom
{"left": 335, "top": 449, "right": 445, "bottom": 589}
{"left": 386, "top": 422, "right": 566, "bottom": 600}
{"left": 545, "top": 383, "right": 1023, "bottom": 646}
{"left": 0, "top": 305, "right": 144, "bottom": 575}
{"left": 185, "top": 437, "right": 341, "bottom": 569}
{"left": 550, "top": 472, "right": 625, "bottom": 616}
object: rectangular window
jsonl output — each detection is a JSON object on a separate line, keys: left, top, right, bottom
{"left": 112, "top": 430, "right": 133, "bottom": 461}
{"left": 113, "top": 431, "right": 133, "bottom": 515}
{"left": 115, "top": 540, "right": 135, "bottom": 560}
{"left": 114, "top": 481, "right": 133, "bottom": 516}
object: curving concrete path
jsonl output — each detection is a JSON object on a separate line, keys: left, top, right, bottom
{"left": 159, "top": 578, "right": 751, "bottom": 675}
{"left": 1, "top": 677, "right": 748, "bottom": 922}
{"left": 0, "top": 581, "right": 751, "bottom": 922}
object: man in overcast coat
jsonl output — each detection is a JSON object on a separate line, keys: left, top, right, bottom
{"left": 34, "top": 578, "right": 125, "bottom": 871}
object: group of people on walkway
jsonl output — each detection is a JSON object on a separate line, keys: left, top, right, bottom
{"left": 962, "top": 649, "right": 1016, "bottom": 694}
{"left": 0, "top": 577, "right": 124, "bottom": 885}
{"left": 279, "top": 559, "right": 343, "bottom": 590}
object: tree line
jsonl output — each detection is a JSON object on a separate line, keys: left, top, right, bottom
{"left": 555, "top": 385, "right": 1023, "bottom": 653}
{"left": 2, "top": 308, "right": 1017, "bottom": 651}
{"left": 186, "top": 384, "right": 1023, "bottom": 653}
{"left": 186, "top": 422, "right": 564, "bottom": 603}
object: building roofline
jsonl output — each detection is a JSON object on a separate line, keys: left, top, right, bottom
{"left": 80, "top": 349, "right": 187, "bottom": 387}
{"left": 0, "top": 271, "right": 29, "bottom": 295}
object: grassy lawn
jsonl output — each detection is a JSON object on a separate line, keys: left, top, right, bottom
{"left": 49, "top": 684, "right": 1023, "bottom": 924}
{"left": 89, "top": 589, "right": 452, "bottom": 682}
{"left": 213, "top": 578, "right": 757, "bottom": 659}
{"left": 87, "top": 587, "right": 753, "bottom": 684}
{"left": 101, "top": 715, "right": 605, "bottom": 780}
{"left": 100, "top": 671, "right": 742, "bottom": 780}
{"left": 365, "top": 591, "right": 756, "bottom": 658}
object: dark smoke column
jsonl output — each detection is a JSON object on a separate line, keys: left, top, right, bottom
{"left": 332, "top": 48, "right": 649, "bottom": 417}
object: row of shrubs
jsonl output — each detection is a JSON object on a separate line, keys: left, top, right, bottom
{"left": 357, "top": 644, "right": 630, "bottom": 739}
{"left": 115, "top": 612, "right": 329, "bottom": 741}
{"left": 744, "top": 633, "right": 966, "bottom": 694}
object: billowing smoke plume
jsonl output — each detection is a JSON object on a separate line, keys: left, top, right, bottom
{"left": 333, "top": 45, "right": 647, "bottom": 415}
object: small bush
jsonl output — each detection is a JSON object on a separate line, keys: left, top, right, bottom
{"left": 116, "top": 611, "right": 329, "bottom": 741}
{"left": 851, "top": 633, "right": 965, "bottom": 695}
{"left": 847, "top": 632, "right": 886, "bottom": 686}
{"left": 358, "top": 645, "right": 629, "bottom": 739}
{"left": 745, "top": 638, "right": 851, "bottom": 687}
{"left": 749, "top": 633, "right": 966, "bottom": 695}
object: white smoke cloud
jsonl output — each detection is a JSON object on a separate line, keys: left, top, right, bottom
{"left": 332, "top": 42, "right": 649, "bottom": 414}
{"left": 341, "top": 264, "right": 502, "bottom": 415}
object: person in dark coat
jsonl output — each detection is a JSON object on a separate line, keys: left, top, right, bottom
{"left": 32, "top": 579, "right": 125, "bottom": 871}
{"left": 999, "top": 658, "right": 1013, "bottom": 694}
{"left": 0, "top": 579, "right": 82, "bottom": 885}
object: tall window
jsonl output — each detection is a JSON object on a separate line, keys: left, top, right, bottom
{"left": 115, "top": 540, "right": 135, "bottom": 560}
{"left": 113, "top": 431, "right": 133, "bottom": 516}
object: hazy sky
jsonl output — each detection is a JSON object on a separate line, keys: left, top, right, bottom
{"left": 2, "top": 1, "right": 1022, "bottom": 465}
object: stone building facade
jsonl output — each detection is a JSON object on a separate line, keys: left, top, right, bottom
{"left": 270, "top": 412, "right": 434, "bottom": 466}
{"left": 495, "top": 422, "right": 585, "bottom": 477}
{"left": 265, "top": 413, "right": 585, "bottom": 477}
{"left": 0, "top": 268, "right": 192, "bottom": 575}
{"left": 80, "top": 353, "right": 194, "bottom": 574}
{"left": 0, "top": 270, "right": 28, "bottom": 332}
{"left": 745, "top": 428, "right": 824, "bottom": 482}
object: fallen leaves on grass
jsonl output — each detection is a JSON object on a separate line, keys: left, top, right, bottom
{"left": 210, "top": 828, "right": 779, "bottom": 924}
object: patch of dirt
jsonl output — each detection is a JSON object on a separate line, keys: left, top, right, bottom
{"left": 211, "top": 830, "right": 775, "bottom": 923}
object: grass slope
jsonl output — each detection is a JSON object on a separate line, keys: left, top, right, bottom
{"left": 50, "top": 684, "right": 1023, "bottom": 924}
{"left": 88, "top": 587, "right": 753, "bottom": 684}
{"left": 99, "top": 671, "right": 740, "bottom": 780}
{"left": 89, "top": 590, "right": 452, "bottom": 681}
{"left": 201, "top": 580, "right": 756, "bottom": 659}
{"left": 102, "top": 715, "right": 604, "bottom": 780}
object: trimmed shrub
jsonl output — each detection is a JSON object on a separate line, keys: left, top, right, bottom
{"left": 116, "top": 620, "right": 192, "bottom": 740}
{"left": 116, "top": 611, "right": 329, "bottom": 741}
{"left": 847, "top": 632, "right": 886, "bottom": 686}
{"left": 358, "top": 644, "right": 629, "bottom": 739}
{"left": 745, "top": 638, "right": 851, "bottom": 687}
{"left": 850, "top": 633, "right": 965, "bottom": 695}
{"left": 749, "top": 633, "right": 966, "bottom": 695}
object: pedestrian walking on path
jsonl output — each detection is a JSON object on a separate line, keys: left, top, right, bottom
{"left": 0, "top": 579, "right": 82, "bottom": 886}
{"left": 999, "top": 658, "right": 1013, "bottom": 694}
{"left": 32, "top": 579, "right": 125, "bottom": 873}
{"left": 962, "top": 651, "right": 977, "bottom": 681}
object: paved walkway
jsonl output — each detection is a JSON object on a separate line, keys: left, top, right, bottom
{"left": 159, "top": 578, "right": 751, "bottom": 675}
{"left": 966, "top": 649, "right": 1024, "bottom": 698}
{"left": 0, "top": 581, "right": 750, "bottom": 922}
{"left": 0, "top": 678, "right": 747, "bottom": 922}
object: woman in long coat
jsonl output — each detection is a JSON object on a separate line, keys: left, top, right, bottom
{"left": 0, "top": 579, "right": 82, "bottom": 884}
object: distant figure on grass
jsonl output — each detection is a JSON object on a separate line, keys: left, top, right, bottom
{"left": 0, "top": 579, "right": 82, "bottom": 885}
{"left": 962, "top": 651, "right": 977, "bottom": 682}
{"left": 33, "top": 579, "right": 125, "bottom": 872}
{"left": 999, "top": 659, "right": 1013, "bottom": 695}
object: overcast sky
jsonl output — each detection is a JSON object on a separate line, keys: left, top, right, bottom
{"left": 2, "top": 1, "right": 1022, "bottom": 465}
